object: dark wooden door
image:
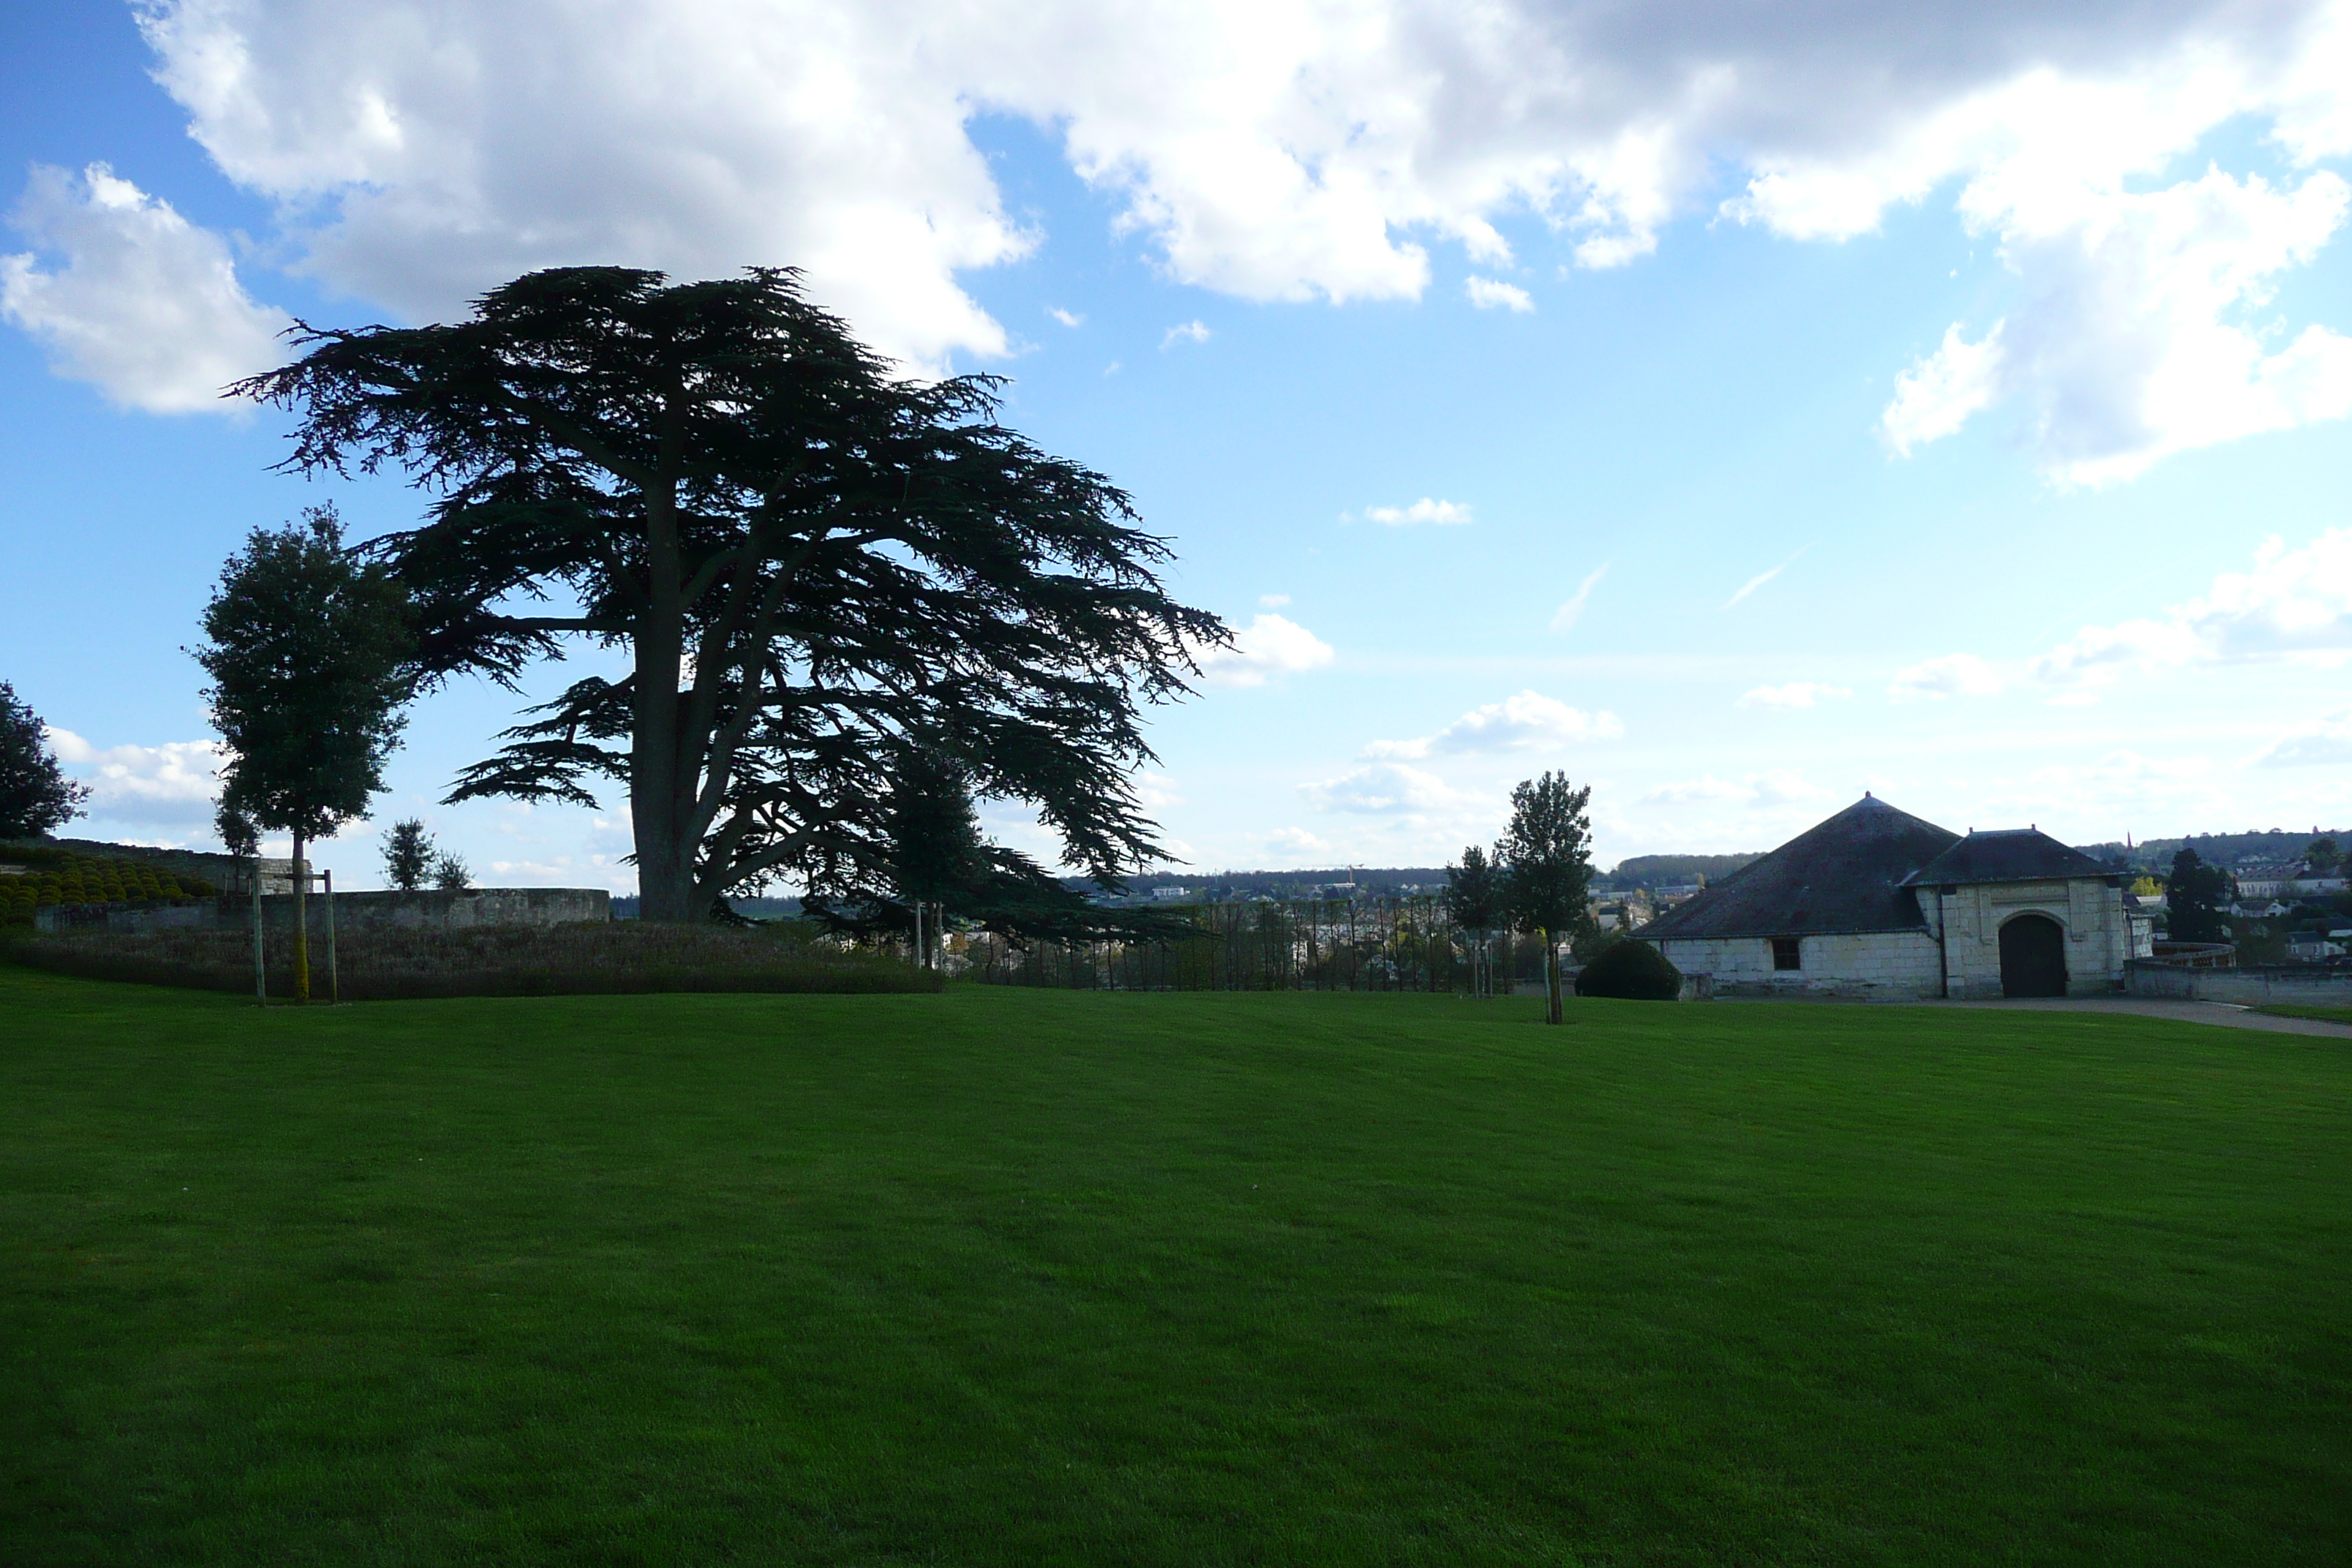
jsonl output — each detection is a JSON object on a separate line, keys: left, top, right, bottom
{"left": 1999, "top": 913, "right": 2068, "bottom": 998}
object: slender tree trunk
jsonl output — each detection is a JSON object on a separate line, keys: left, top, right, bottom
{"left": 291, "top": 831, "right": 310, "bottom": 1003}
{"left": 1541, "top": 928, "right": 1564, "bottom": 1024}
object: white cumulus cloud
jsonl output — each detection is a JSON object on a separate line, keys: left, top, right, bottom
{"left": 1738, "top": 682, "right": 1851, "bottom": 709}
{"left": 2037, "top": 527, "right": 2352, "bottom": 689}
{"left": 1194, "top": 613, "right": 1335, "bottom": 687}
{"left": 1363, "top": 690, "right": 1623, "bottom": 760}
{"left": 1885, "top": 168, "right": 2352, "bottom": 483}
{"left": 1881, "top": 323, "right": 2006, "bottom": 456}
{"left": 47, "top": 728, "right": 226, "bottom": 826}
{"left": 2, "top": 164, "right": 290, "bottom": 412}
{"left": 92, "top": 0, "right": 2352, "bottom": 478}
{"left": 1465, "top": 275, "right": 1534, "bottom": 312}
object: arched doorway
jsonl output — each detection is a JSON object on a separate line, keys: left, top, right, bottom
{"left": 1999, "top": 913, "right": 2068, "bottom": 998}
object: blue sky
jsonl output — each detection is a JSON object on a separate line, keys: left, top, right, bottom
{"left": 5, "top": 1, "right": 2351, "bottom": 891}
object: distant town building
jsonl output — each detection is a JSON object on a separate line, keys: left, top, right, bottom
{"left": 1639, "top": 795, "right": 2153, "bottom": 999}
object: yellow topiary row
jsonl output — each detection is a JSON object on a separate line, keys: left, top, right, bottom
{"left": 0, "top": 852, "right": 217, "bottom": 925}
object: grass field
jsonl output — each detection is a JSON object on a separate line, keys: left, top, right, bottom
{"left": 2260, "top": 1001, "right": 2352, "bottom": 1027}
{"left": 5, "top": 966, "right": 2348, "bottom": 1564}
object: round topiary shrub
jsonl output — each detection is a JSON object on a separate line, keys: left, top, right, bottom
{"left": 1574, "top": 938, "right": 1684, "bottom": 1000}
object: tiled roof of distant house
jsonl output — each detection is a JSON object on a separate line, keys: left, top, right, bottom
{"left": 1638, "top": 796, "right": 1959, "bottom": 941}
{"left": 1901, "top": 829, "right": 2115, "bottom": 889}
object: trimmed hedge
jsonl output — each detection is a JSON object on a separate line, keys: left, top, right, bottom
{"left": 1574, "top": 938, "right": 1683, "bottom": 1000}
{"left": 0, "top": 850, "right": 216, "bottom": 927}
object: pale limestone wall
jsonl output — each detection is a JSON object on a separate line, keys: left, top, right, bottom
{"left": 1915, "top": 878, "right": 2130, "bottom": 998}
{"left": 2127, "top": 962, "right": 2352, "bottom": 1005}
{"left": 1656, "top": 930, "right": 1945, "bottom": 999}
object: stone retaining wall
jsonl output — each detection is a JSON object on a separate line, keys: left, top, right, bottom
{"left": 34, "top": 887, "right": 608, "bottom": 935}
{"left": 2126, "top": 961, "right": 2352, "bottom": 1006}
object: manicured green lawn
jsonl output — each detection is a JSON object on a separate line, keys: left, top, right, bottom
{"left": 2260, "top": 1002, "right": 2352, "bottom": 1026}
{"left": 4, "top": 966, "right": 2347, "bottom": 1565}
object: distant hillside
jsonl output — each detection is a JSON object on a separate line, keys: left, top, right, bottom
{"left": 1109, "top": 868, "right": 1452, "bottom": 902}
{"left": 1601, "top": 853, "right": 1761, "bottom": 889}
{"left": 2074, "top": 828, "right": 2343, "bottom": 870}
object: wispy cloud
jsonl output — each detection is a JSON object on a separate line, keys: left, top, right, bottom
{"left": 1465, "top": 276, "right": 1533, "bottom": 312}
{"left": 1549, "top": 564, "right": 1609, "bottom": 633}
{"left": 1738, "top": 682, "right": 1851, "bottom": 709}
{"left": 1887, "top": 653, "right": 2005, "bottom": 701}
{"left": 1347, "top": 497, "right": 1471, "bottom": 527}
{"left": 1047, "top": 306, "right": 1083, "bottom": 327}
{"left": 1258, "top": 592, "right": 1291, "bottom": 608}
{"left": 1722, "top": 545, "right": 1812, "bottom": 610}
{"left": 1161, "top": 319, "right": 1210, "bottom": 349}
{"left": 2255, "top": 710, "right": 2352, "bottom": 768}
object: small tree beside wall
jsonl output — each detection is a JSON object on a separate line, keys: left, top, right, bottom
{"left": 1501, "top": 772, "right": 1598, "bottom": 1025}
{"left": 195, "top": 508, "right": 413, "bottom": 1001}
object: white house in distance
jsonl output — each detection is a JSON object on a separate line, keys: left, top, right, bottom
{"left": 1638, "top": 795, "right": 2155, "bottom": 999}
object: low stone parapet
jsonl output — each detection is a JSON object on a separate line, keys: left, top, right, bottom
{"left": 2127, "top": 960, "right": 2351, "bottom": 1006}
{"left": 34, "top": 887, "right": 609, "bottom": 935}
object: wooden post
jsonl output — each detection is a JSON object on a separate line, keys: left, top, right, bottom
{"left": 323, "top": 867, "right": 339, "bottom": 1006}
{"left": 912, "top": 900, "right": 924, "bottom": 970}
{"left": 290, "top": 838, "right": 310, "bottom": 1004}
{"left": 250, "top": 856, "right": 267, "bottom": 1006}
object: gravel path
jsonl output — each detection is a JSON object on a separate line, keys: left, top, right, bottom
{"left": 1909, "top": 995, "right": 2352, "bottom": 1038}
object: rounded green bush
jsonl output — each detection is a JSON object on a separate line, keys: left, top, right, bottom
{"left": 1574, "top": 938, "right": 1684, "bottom": 1000}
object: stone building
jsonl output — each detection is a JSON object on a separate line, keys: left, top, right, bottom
{"left": 1638, "top": 795, "right": 2153, "bottom": 999}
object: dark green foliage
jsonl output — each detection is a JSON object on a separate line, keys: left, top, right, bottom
{"left": 884, "top": 747, "right": 987, "bottom": 911}
{"left": 234, "top": 267, "right": 1226, "bottom": 922}
{"left": 430, "top": 851, "right": 472, "bottom": 892}
{"left": 1, "top": 976, "right": 2347, "bottom": 1563}
{"left": 1574, "top": 938, "right": 1684, "bottom": 1000}
{"left": 194, "top": 508, "right": 414, "bottom": 853}
{"left": 1442, "top": 843, "right": 1504, "bottom": 932}
{"left": 0, "top": 682, "right": 87, "bottom": 839}
{"left": 1500, "top": 771, "right": 1597, "bottom": 1024}
{"left": 2166, "top": 848, "right": 2234, "bottom": 943}
{"left": 381, "top": 818, "right": 435, "bottom": 892}
{"left": 803, "top": 751, "right": 1184, "bottom": 948}
{"left": 2307, "top": 836, "right": 2340, "bottom": 873}
{"left": 1500, "top": 772, "right": 1597, "bottom": 939}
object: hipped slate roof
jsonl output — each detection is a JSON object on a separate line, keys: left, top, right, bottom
{"left": 1639, "top": 795, "right": 1959, "bottom": 941}
{"left": 1901, "top": 828, "right": 2114, "bottom": 888}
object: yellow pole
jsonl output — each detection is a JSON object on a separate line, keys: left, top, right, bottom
{"left": 292, "top": 837, "right": 310, "bottom": 1003}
